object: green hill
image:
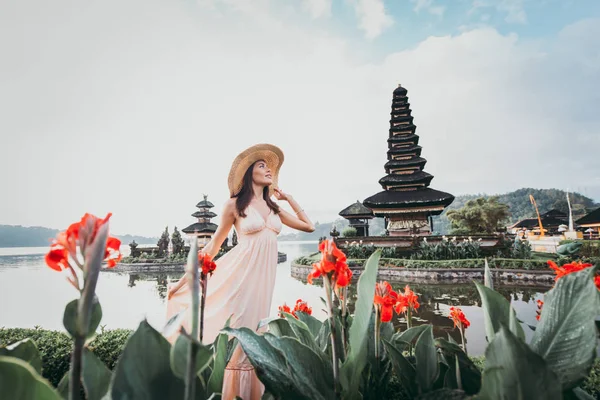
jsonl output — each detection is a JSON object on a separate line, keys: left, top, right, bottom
{"left": 432, "top": 188, "right": 598, "bottom": 235}
{"left": 0, "top": 225, "right": 157, "bottom": 248}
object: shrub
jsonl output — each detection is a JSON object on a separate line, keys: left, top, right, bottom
{"left": 347, "top": 257, "right": 550, "bottom": 270}
{"left": 411, "top": 238, "right": 483, "bottom": 260}
{"left": 342, "top": 226, "right": 358, "bottom": 237}
{"left": 0, "top": 327, "right": 132, "bottom": 387}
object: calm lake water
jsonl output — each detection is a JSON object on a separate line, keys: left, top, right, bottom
{"left": 0, "top": 241, "right": 546, "bottom": 356}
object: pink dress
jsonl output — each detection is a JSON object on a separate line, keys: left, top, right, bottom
{"left": 165, "top": 205, "right": 282, "bottom": 400}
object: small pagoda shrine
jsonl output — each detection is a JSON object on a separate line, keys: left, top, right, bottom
{"left": 338, "top": 201, "right": 374, "bottom": 236}
{"left": 182, "top": 194, "right": 218, "bottom": 248}
{"left": 363, "top": 84, "right": 454, "bottom": 236}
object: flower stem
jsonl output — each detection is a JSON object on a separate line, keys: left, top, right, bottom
{"left": 374, "top": 308, "right": 381, "bottom": 361}
{"left": 185, "top": 243, "right": 200, "bottom": 400}
{"left": 200, "top": 276, "right": 207, "bottom": 342}
{"left": 407, "top": 307, "right": 413, "bottom": 329}
{"left": 69, "top": 335, "right": 84, "bottom": 400}
{"left": 323, "top": 276, "right": 340, "bottom": 395}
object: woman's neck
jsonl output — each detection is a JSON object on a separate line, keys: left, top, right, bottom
{"left": 251, "top": 184, "right": 264, "bottom": 202}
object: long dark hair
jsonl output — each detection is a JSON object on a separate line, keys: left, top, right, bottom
{"left": 233, "top": 160, "right": 280, "bottom": 218}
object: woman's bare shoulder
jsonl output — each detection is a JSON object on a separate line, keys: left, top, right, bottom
{"left": 222, "top": 198, "right": 237, "bottom": 216}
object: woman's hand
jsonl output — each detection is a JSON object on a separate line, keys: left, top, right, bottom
{"left": 273, "top": 188, "right": 291, "bottom": 202}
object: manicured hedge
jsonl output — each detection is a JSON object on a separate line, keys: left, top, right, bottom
{"left": 294, "top": 255, "right": 551, "bottom": 271}
{"left": 0, "top": 327, "right": 133, "bottom": 387}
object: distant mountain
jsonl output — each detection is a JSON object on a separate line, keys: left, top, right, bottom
{"left": 0, "top": 224, "right": 158, "bottom": 248}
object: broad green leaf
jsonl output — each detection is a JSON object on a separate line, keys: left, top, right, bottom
{"left": 170, "top": 334, "right": 213, "bottom": 380}
{"left": 435, "top": 338, "right": 481, "bottom": 395}
{"left": 267, "top": 318, "right": 296, "bottom": 338}
{"left": 340, "top": 249, "right": 381, "bottom": 398}
{"left": 383, "top": 339, "right": 417, "bottom": 398}
{"left": 264, "top": 335, "right": 335, "bottom": 400}
{"left": 0, "top": 338, "right": 42, "bottom": 374}
{"left": 530, "top": 267, "right": 600, "bottom": 390}
{"left": 392, "top": 324, "right": 428, "bottom": 349}
{"left": 283, "top": 314, "right": 316, "bottom": 344}
{"left": 563, "top": 387, "right": 595, "bottom": 400}
{"left": 316, "top": 320, "right": 331, "bottom": 353}
{"left": 415, "top": 388, "right": 468, "bottom": 399}
{"left": 63, "top": 297, "right": 103, "bottom": 339}
{"left": 111, "top": 320, "right": 197, "bottom": 400}
{"left": 474, "top": 282, "right": 525, "bottom": 342}
{"left": 222, "top": 327, "right": 300, "bottom": 397}
{"left": 207, "top": 333, "right": 228, "bottom": 395}
{"left": 57, "top": 349, "right": 113, "bottom": 400}
{"left": 0, "top": 356, "right": 60, "bottom": 400}
{"left": 295, "top": 311, "right": 323, "bottom": 339}
{"left": 415, "top": 325, "right": 439, "bottom": 393}
{"left": 484, "top": 258, "right": 493, "bottom": 290}
{"left": 479, "top": 326, "right": 562, "bottom": 400}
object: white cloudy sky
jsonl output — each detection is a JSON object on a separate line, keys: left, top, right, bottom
{"left": 1, "top": 0, "right": 599, "bottom": 237}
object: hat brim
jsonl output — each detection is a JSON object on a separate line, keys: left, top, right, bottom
{"left": 228, "top": 144, "right": 284, "bottom": 198}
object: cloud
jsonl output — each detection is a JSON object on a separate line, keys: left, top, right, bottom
{"left": 302, "top": 0, "right": 333, "bottom": 18}
{"left": 350, "top": 0, "right": 394, "bottom": 39}
{"left": 411, "top": 0, "right": 446, "bottom": 17}
{"left": 471, "top": 0, "right": 527, "bottom": 24}
{"left": 0, "top": 1, "right": 598, "bottom": 237}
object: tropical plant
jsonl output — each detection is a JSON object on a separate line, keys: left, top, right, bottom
{"left": 446, "top": 196, "right": 510, "bottom": 234}
{"left": 342, "top": 227, "right": 358, "bottom": 237}
{"left": 411, "top": 237, "right": 483, "bottom": 260}
{"left": 171, "top": 227, "right": 186, "bottom": 256}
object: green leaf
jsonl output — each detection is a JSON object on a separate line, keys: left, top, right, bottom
{"left": 283, "top": 314, "right": 322, "bottom": 355}
{"left": 392, "top": 324, "right": 428, "bottom": 349}
{"left": 63, "top": 297, "right": 103, "bottom": 339}
{"left": 0, "top": 338, "right": 42, "bottom": 374}
{"left": 0, "top": 356, "right": 61, "bottom": 400}
{"left": 170, "top": 334, "right": 213, "bottom": 380}
{"left": 383, "top": 339, "right": 417, "bottom": 398}
{"left": 435, "top": 338, "right": 481, "bottom": 395}
{"left": 295, "top": 312, "right": 323, "bottom": 339}
{"left": 340, "top": 249, "right": 381, "bottom": 398}
{"left": 264, "top": 335, "right": 335, "bottom": 400}
{"left": 415, "top": 325, "right": 439, "bottom": 394}
{"left": 111, "top": 320, "right": 197, "bottom": 400}
{"left": 207, "top": 333, "right": 228, "bottom": 395}
{"left": 479, "top": 326, "right": 562, "bottom": 400}
{"left": 315, "top": 321, "right": 331, "bottom": 353}
{"left": 82, "top": 348, "right": 112, "bottom": 400}
{"left": 530, "top": 267, "right": 600, "bottom": 390}
{"left": 474, "top": 281, "right": 525, "bottom": 342}
{"left": 484, "top": 258, "right": 493, "bottom": 290}
{"left": 221, "top": 327, "right": 299, "bottom": 396}
{"left": 415, "top": 388, "right": 468, "bottom": 399}
{"left": 267, "top": 318, "right": 296, "bottom": 339}
{"left": 563, "top": 387, "right": 596, "bottom": 400}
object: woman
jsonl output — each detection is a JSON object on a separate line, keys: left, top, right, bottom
{"left": 165, "top": 143, "right": 315, "bottom": 399}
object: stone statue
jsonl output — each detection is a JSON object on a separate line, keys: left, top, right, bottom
{"left": 129, "top": 240, "right": 140, "bottom": 257}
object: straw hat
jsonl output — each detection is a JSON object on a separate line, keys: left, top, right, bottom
{"left": 227, "top": 143, "right": 284, "bottom": 197}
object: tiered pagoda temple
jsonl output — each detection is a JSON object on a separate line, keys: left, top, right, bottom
{"left": 338, "top": 201, "right": 374, "bottom": 236}
{"left": 183, "top": 195, "right": 218, "bottom": 248}
{"left": 363, "top": 84, "right": 454, "bottom": 236}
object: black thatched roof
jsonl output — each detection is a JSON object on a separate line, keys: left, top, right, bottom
{"left": 393, "top": 85, "right": 408, "bottom": 96}
{"left": 387, "top": 146, "right": 422, "bottom": 158}
{"left": 384, "top": 157, "right": 427, "bottom": 172}
{"left": 576, "top": 207, "right": 600, "bottom": 225}
{"left": 388, "top": 134, "right": 419, "bottom": 145}
{"left": 363, "top": 188, "right": 454, "bottom": 215}
{"left": 339, "top": 201, "right": 374, "bottom": 218}
{"left": 389, "top": 124, "right": 416, "bottom": 135}
{"left": 196, "top": 199, "right": 214, "bottom": 209}
{"left": 182, "top": 222, "right": 218, "bottom": 234}
{"left": 379, "top": 171, "right": 433, "bottom": 187}
{"left": 192, "top": 210, "right": 217, "bottom": 219}
{"left": 510, "top": 216, "right": 570, "bottom": 230}
{"left": 541, "top": 209, "right": 567, "bottom": 219}
{"left": 389, "top": 115, "right": 414, "bottom": 125}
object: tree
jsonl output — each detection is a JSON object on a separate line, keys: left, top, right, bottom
{"left": 446, "top": 196, "right": 510, "bottom": 234}
{"left": 156, "top": 226, "right": 170, "bottom": 256}
{"left": 171, "top": 227, "right": 185, "bottom": 256}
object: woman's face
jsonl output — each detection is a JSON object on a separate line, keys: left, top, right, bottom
{"left": 252, "top": 160, "right": 273, "bottom": 187}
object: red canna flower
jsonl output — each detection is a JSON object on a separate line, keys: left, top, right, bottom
{"left": 292, "top": 299, "right": 312, "bottom": 317}
{"left": 547, "top": 260, "right": 598, "bottom": 291}
{"left": 199, "top": 253, "right": 217, "bottom": 276}
{"left": 395, "top": 285, "right": 420, "bottom": 315}
{"left": 278, "top": 303, "right": 291, "bottom": 318}
{"left": 535, "top": 299, "right": 544, "bottom": 321}
{"left": 374, "top": 281, "right": 399, "bottom": 323}
{"left": 307, "top": 239, "right": 352, "bottom": 288}
{"left": 45, "top": 244, "right": 70, "bottom": 272}
{"left": 449, "top": 307, "right": 470, "bottom": 329}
